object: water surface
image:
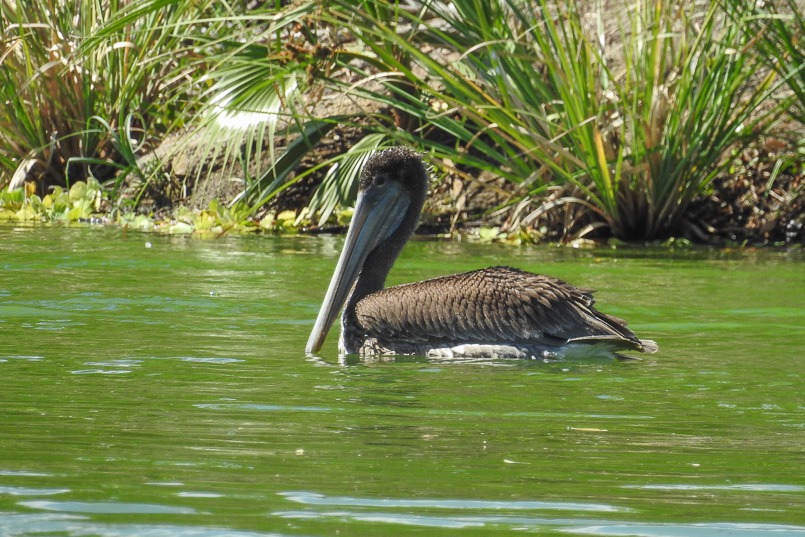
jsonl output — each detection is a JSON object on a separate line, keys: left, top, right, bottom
{"left": 1, "top": 225, "right": 803, "bottom": 536}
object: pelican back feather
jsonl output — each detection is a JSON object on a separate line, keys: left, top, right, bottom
{"left": 354, "top": 266, "right": 645, "bottom": 351}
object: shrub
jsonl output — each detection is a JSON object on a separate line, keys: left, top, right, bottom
{"left": 322, "top": 0, "right": 784, "bottom": 240}
{"left": 0, "top": 0, "right": 209, "bottom": 194}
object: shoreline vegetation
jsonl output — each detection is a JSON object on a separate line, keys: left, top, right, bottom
{"left": 0, "top": 0, "right": 802, "bottom": 246}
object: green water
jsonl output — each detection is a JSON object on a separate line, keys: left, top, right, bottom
{"left": 1, "top": 224, "right": 803, "bottom": 537}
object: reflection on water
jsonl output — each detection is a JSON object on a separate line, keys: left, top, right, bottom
{"left": 274, "top": 509, "right": 805, "bottom": 536}
{"left": 6, "top": 490, "right": 805, "bottom": 536}
{"left": 279, "top": 490, "right": 627, "bottom": 512}
{"left": 624, "top": 484, "right": 804, "bottom": 492}
{"left": 271, "top": 491, "right": 805, "bottom": 535}
{"left": 1, "top": 227, "right": 804, "bottom": 536}
{"left": 565, "top": 522, "right": 805, "bottom": 537}
{"left": 194, "top": 403, "right": 333, "bottom": 412}
{"left": 1, "top": 513, "right": 294, "bottom": 537}
{"left": 176, "top": 491, "right": 224, "bottom": 498}
{"left": 0, "top": 485, "right": 70, "bottom": 496}
{"left": 18, "top": 500, "right": 199, "bottom": 514}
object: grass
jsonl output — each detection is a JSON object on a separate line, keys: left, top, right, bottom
{"left": 730, "top": 0, "right": 805, "bottom": 127}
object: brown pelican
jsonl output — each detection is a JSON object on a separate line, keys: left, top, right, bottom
{"left": 306, "top": 147, "right": 658, "bottom": 360}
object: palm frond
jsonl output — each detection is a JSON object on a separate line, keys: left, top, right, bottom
{"left": 305, "top": 133, "right": 387, "bottom": 226}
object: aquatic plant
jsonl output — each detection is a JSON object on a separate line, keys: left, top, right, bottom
{"left": 0, "top": 181, "right": 287, "bottom": 234}
{"left": 0, "top": 179, "right": 103, "bottom": 223}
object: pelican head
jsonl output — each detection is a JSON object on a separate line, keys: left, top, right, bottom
{"left": 306, "top": 147, "right": 428, "bottom": 353}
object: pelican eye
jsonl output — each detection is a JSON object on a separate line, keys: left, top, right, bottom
{"left": 374, "top": 173, "right": 389, "bottom": 186}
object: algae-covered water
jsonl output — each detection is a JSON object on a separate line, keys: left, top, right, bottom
{"left": 1, "top": 225, "right": 803, "bottom": 536}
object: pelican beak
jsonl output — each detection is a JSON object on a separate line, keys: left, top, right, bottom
{"left": 306, "top": 177, "right": 410, "bottom": 353}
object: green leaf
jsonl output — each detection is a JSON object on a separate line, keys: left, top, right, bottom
{"left": 238, "top": 116, "right": 347, "bottom": 209}
{"left": 306, "top": 133, "right": 387, "bottom": 226}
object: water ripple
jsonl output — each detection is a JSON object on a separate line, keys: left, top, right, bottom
{"left": 274, "top": 509, "right": 805, "bottom": 536}
{"left": 176, "top": 492, "right": 224, "bottom": 498}
{"left": 18, "top": 500, "right": 198, "bottom": 515}
{"left": 275, "top": 509, "right": 484, "bottom": 528}
{"left": 0, "top": 485, "right": 70, "bottom": 496}
{"left": 0, "top": 513, "right": 303, "bottom": 537}
{"left": 623, "top": 484, "right": 803, "bottom": 492}
{"left": 565, "top": 521, "right": 805, "bottom": 536}
{"left": 174, "top": 357, "right": 244, "bottom": 364}
{"left": 279, "top": 491, "right": 627, "bottom": 512}
{"left": 70, "top": 369, "right": 132, "bottom": 375}
{"left": 195, "top": 404, "right": 332, "bottom": 412}
{"left": 84, "top": 360, "right": 143, "bottom": 368}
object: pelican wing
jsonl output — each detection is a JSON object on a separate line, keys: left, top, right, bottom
{"left": 354, "top": 266, "right": 642, "bottom": 348}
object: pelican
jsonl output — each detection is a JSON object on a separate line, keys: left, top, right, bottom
{"left": 306, "top": 147, "right": 658, "bottom": 360}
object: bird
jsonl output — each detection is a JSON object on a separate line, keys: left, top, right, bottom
{"left": 306, "top": 147, "right": 658, "bottom": 360}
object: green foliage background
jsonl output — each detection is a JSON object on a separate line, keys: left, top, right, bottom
{"left": 0, "top": 0, "right": 802, "bottom": 241}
